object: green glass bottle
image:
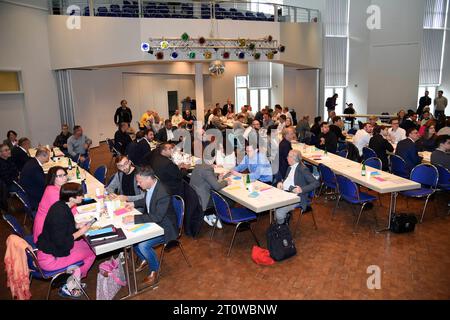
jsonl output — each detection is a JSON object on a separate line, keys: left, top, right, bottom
{"left": 68, "top": 158, "right": 73, "bottom": 170}
{"left": 361, "top": 163, "right": 366, "bottom": 177}
{"left": 76, "top": 166, "right": 81, "bottom": 179}
{"left": 245, "top": 174, "right": 251, "bottom": 190}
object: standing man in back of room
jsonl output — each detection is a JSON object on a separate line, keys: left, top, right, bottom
{"left": 114, "top": 99, "right": 133, "bottom": 127}
{"left": 326, "top": 94, "right": 338, "bottom": 122}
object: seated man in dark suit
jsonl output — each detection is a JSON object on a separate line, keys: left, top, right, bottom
{"left": 122, "top": 166, "right": 177, "bottom": 286}
{"left": 276, "top": 127, "right": 295, "bottom": 182}
{"left": 126, "top": 130, "right": 145, "bottom": 166}
{"left": 316, "top": 122, "right": 338, "bottom": 154}
{"left": 275, "top": 150, "right": 320, "bottom": 224}
{"left": 431, "top": 134, "right": 450, "bottom": 170}
{"left": 114, "top": 122, "right": 133, "bottom": 155}
{"left": 395, "top": 128, "right": 421, "bottom": 173}
{"left": 11, "top": 137, "right": 31, "bottom": 171}
{"left": 19, "top": 147, "right": 49, "bottom": 210}
{"left": 145, "top": 142, "right": 189, "bottom": 196}
{"left": 156, "top": 119, "right": 177, "bottom": 143}
{"left": 0, "top": 143, "right": 20, "bottom": 192}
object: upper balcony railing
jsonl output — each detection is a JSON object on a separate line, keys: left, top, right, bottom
{"left": 50, "top": 0, "right": 321, "bottom": 24}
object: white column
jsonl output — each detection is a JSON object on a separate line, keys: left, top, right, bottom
{"left": 195, "top": 63, "right": 205, "bottom": 120}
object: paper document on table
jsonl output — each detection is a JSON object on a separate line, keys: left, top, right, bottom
{"left": 127, "top": 223, "right": 152, "bottom": 233}
{"left": 225, "top": 186, "right": 242, "bottom": 191}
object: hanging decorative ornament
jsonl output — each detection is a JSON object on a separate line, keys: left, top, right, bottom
{"left": 188, "top": 51, "right": 196, "bottom": 59}
{"left": 238, "top": 38, "right": 246, "bottom": 47}
{"left": 254, "top": 52, "right": 261, "bottom": 60}
{"left": 238, "top": 52, "right": 245, "bottom": 59}
{"left": 160, "top": 40, "right": 169, "bottom": 50}
{"left": 181, "top": 32, "right": 189, "bottom": 41}
{"left": 156, "top": 51, "right": 164, "bottom": 60}
{"left": 266, "top": 35, "right": 273, "bottom": 42}
{"left": 209, "top": 60, "right": 225, "bottom": 77}
{"left": 266, "top": 51, "right": 274, "bottom": 60}
{"left": 279, "top": 45, "right": 286, "bottom": 53}
{"left": 141, "top": 42, "right": 150, "bottom": 52}
{"left": 204, "top": 51, "right": 212, "bottom": 59}
{"left": 171, "top": 51, "right": 178, "bottom": 59}
{"left": 272, "top": 50, "right": 278, "bottom": 55}
{"left": 223, "top": 51, "right": 230, "bottom": 59}
{"left": 199, "top": 37, "right": 206, "bottom": 45}
{"left": 248, "top": 43, "right": 256, "bottom": 51}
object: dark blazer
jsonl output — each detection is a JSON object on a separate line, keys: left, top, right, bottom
{"left": 148, "top": 153, "right": 186, "bottom": 196}
{"left": 395, "top": 138, "right": 421, "bottom": 173}
{"left": 37, "top": 200, "right": 77, "bottom": 257}
{"left": 114, "top": 106, "right": 133, "bottom": 125}
{"left": 133, "top": 181, "right": 177, "bottom": 243}
{"left": 19, "top": 158, "right": 45, "bottom": 209}
{"left": 282, "top": 164, "right": 320, "bottom": 210}
{"left": 114, "top": 130, "right": 132, "bottom": 155}
{"left": 222, "top": 104, "right": 234, "bottom": 116}
{"left": 126, "top": 139, "right": 151, "bottom": 167}
{"left": 316, "top": 131, "right": 338, "bottom": 154}
{"left": 11, "top": 146, "right": 30, "bottom": 171}
{"left": 278, "top": 139, "right": 292, "bottom": 182}
{"left": 0, "top": 157, "right": 19, "bottom": 186}
{"left": 330, "top": 124, "right": 346, "bottom": 141}
{"left": 156, "top": 127, "right": 176, "bottom": 143}
{"left": 369, "top": 134, "right": 394, "bottom": 171}
{"left": 415, "top": 135, "right": 437, "bottom": 152}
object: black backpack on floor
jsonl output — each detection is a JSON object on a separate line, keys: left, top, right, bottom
{"left": 390, "top": 213, "right": 418, "bottom": 233}
{"left": 266, "top": 223, "right": 297, "bottom": 261}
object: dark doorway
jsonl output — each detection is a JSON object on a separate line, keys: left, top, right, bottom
{"left": 168, "top": 91, "right": 178, "bottom": 116}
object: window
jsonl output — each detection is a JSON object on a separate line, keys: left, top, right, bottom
{"left": 324, "top": 0, "right": 350, "bottom": 88}
{"left": 419, "top": 0, "right": 448, "bottom": 86}
{"left": 0, "top": 71, "right": 22, "bottom": 93}
{"left": 235, "top": 76, "right": 271, "bottom": 112}
{"left": 235, "top": 76, "right": 248, "bottom": 111}
{"left": 324, "top": 87, "right": 345, "bottom": 117}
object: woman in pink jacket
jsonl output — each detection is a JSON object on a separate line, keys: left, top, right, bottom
{"left": 33, "top": 166, "right": 77, "bottom": 243}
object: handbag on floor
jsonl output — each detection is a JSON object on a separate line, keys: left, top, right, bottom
{"left": 390, "top": 213, "right": 418, "bottom": 233}
{"left": 96, "top": 253, "right": 127, "bottom": 300}
{"left": 266, "top": 223, "right": 297, "bottom": 261}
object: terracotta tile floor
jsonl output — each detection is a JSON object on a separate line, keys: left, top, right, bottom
{"left": 1, "top": 143, "right": 449, "bottom": 300}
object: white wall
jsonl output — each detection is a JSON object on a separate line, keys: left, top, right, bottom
{"left": 204, "top": 62, "right": 248, "bottom": 108}
{"left": 271, "top": 63, "right": 285, "bottom": 106}
{"left": 0, "top": 2, "right": 60, "bottom": 145}
{"left": 366, "top": 0, "right": 424, "bottom": 114}
{"left": 438, "top": 7, "right": 450, "bottom": 116}
{"left": 284, "top": 67, "right": 318, "bottom": 119}
{"left": 346, "top": 0, "right": 371, "bottom": 115}
{"left": 47, "top": 15, "right": 321, "bottom": 69}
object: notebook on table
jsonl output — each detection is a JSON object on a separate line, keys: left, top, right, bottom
{"left": 85, "top": 224, "right": 126, "bottom": 247}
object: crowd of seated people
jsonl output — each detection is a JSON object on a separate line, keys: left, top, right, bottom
{"left": 3, "top": 96, "right": 450, "bottom": 299}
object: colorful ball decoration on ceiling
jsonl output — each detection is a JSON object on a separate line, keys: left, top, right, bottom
{"left": 181, "top": 32, "right": 189, "bottom": 41}
{"left": 254, "top": 52, "right": 261, "bottom": 60}
{"left": 171, "top": 52, "right": 178, "bottom": 59}
{"left": 188, "top": 52, "right": 196, "bottom": 59}
{"left": 156, "top": 51, "right": 164, "bottom": 60}
{"left": 248, "top": 43, "right": 256, "bottom": 51}
{"left": 238, "top": 52, "right": 245, "bottom": 59}
{"left": 266, "top": 35, "right": 273, "bottom": 42}
{"left": 266, "top": 51, "right": 274, "bottom": 60}
{"left": 238, "top": 38, "right": 246, "bottom": 47}
{"left": 279, "top": 45, "right": 286, "bottom": 53}
{"left": 209, "top": 60, "right": 225, "bottom": 77}
{"left": 199, "top": 37, "right": 206, "bottom": 45}
{"left": 160, "top": 40, "right": 169, "bottom": 50}
{"left": 204, "top": 51, "right": 212, "bottom": 59}
{"left": 223, "top": 52, "right": 230, "bottom": 59}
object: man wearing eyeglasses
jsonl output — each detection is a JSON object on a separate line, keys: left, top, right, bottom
{"left": 106, "top": 155, "right": 144, "bottom": 202}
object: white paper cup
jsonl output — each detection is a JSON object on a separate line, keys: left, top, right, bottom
{"left": 105, "top": 201, "right": 115, "bottom": 215}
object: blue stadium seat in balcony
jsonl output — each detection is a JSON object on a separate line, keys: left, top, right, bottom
{"left": 245, "top": 11, "right": 257, "bottom": 20}
{"left": 97, "top": 7, "right": 108, "bottom": 16}
{"left": 234, "top": 11, "right": 245, "bottom": 20}
{"left": 256, "top": 12, "right": 267, "bottom": 21}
